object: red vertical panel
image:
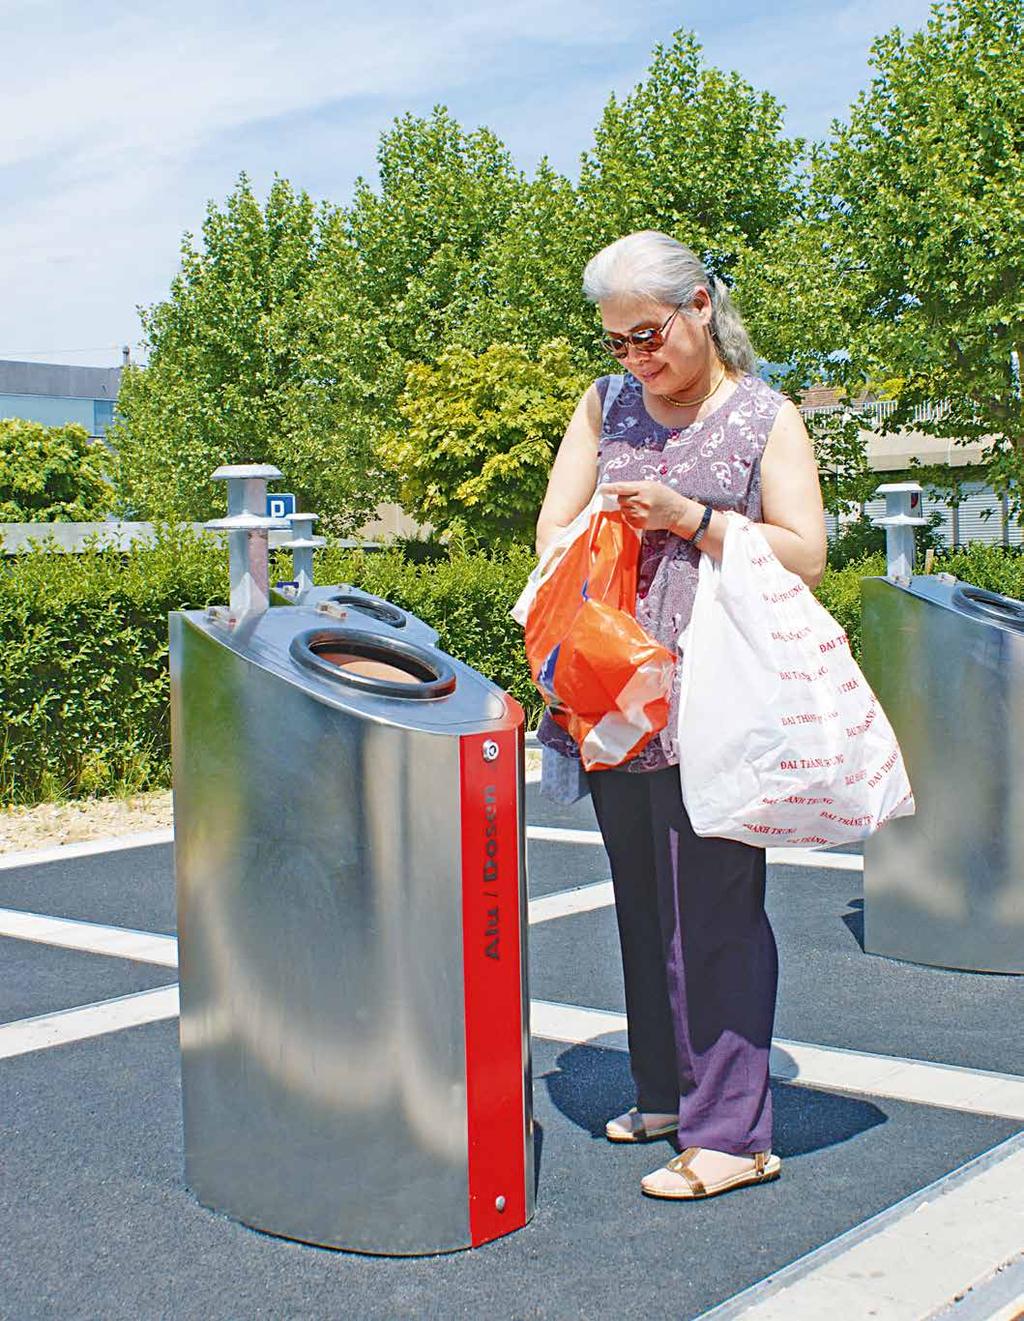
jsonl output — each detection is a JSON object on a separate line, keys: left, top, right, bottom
{"left": 460, "top": 725, "right": 527, "bottom": 1245}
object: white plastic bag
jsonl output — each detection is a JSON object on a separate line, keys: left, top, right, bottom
{"left": 677, "top": 514, "right": 914, "bottom": 848}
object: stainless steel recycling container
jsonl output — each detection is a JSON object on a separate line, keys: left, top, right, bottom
{"left": 861, "top": 574, "right": 1024, "bottom": 973}
{"left": 169, "top": 601, "right": 533, "bottom": 1253}
{"left": 271, "top": 581, "right": 440, "bottom": 647}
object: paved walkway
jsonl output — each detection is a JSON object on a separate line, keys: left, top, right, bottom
{"left": 1, "top": 780, "right": 1022, "bottom": 1319}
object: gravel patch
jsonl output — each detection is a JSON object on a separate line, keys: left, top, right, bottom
{"left": 0, "top": 792, "right": 173, "bottom": 856}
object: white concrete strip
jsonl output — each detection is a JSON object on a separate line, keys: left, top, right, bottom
{"left": 986, "top": 1296, "right": 1024, "bottom": 1321}
{"left": 0, "top": 884, "right": 602, "bottom": 963}
{"left": 703, "top": 1134, "right": 1024, "bottom": 1321}
{"left": 767, "top": 847, "right": 863, "bottom": 872}
{"left": 1, "top": 966, "right": 1021, "bottom": 1123}
{"left": 529, "top": 999, "right": 1024, "bottom": 1121}
{"left": 931, "top": 1251, "right": 1024, "bottom": 1321}
{"left": 722, "top": 1142, "right": 1024, "bottom": 1321}
{"left": 771, "top": 1039, "right": 1024, "bottom": 1122}
{"left": 527, "top": 825, "right": 606, "bottom": 846}
{"left": 531, "top": 998, "right": 628, "bottom": 1045}
{"left": 0, "top": 820, "right": 861, "bottom": 874}
{"left": 527, "top": 826, "right": 864, "bottom": 872}
{"left": 0, "top": 908, "right": 179, "bottom": 967}
{"left": 0, "top": 828, "right": 174, "bottom": 871}
{"left": 528, "top": 881, "right": 614, "bottom": 925}
{"left": 0, "top": 985, "right": 180, "bottom": 1060}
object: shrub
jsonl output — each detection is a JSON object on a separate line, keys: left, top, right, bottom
{"left": 827, "top": 511, "right": 948, "bottom": 571}
{"left": 1, "top": 535, "right": 536, "bottom": 804}
{"left": 815, "top": 552, "right": 887, "bottom": 659}
{"left": 0, "top": 527, "right": 225, "bottom": 804}
{"left": 0, "top": 418, "right": 113, "bottom": 522}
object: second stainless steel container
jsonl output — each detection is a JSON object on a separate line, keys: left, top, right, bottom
{"left": 861, "top": 574, "right": 1024, "bottom": 973}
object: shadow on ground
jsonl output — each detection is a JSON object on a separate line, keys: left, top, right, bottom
{"left": 540, "top": 1039, "right": 886, "bottom": 1171}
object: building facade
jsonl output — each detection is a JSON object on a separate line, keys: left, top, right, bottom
{"left": 0, "top": 360, "right": 122, "bottom": 439}
{"left": 801, "top": 399, "right": 1023, "bottom": 550}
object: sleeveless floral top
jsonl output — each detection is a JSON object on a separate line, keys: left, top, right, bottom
{"left": 537, "top": 370, "right": 786, "bottom": 772}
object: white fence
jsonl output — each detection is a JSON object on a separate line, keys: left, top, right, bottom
{"left": 0, "top": 522, "right": 378, "bottom": 555}
{"left": 801, "top": 400, "right": 951, "bottom": 427}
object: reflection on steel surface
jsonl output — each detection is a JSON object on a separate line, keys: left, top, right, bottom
{"left": 170, "top": 603, "right": 533, "bottom": 1254}
{"left": 862, "top": 575, "right": 1024, "bottom": 974}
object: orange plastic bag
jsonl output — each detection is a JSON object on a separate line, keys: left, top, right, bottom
{"left": 511, "top": 490, "right": 675, "bottom": 770}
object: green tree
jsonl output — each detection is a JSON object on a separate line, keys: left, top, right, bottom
{"left": 458, "top": 30, "right": 807, "bottom": 367}
{"left": 341, "top": 108, "right": 524, "bottom": 366}
{"left": 756, "top": 0, "right": 1024, "bottom": 508}
{"left": 577, "top": 31, "right": 804, "bottom": 283}
{"left": 806, "top": 408, "right": 881, "bottom": 516}
{"left": 453, "top": 161, "right": 594, "bottom": 358}
{"left": 0, "top": 419, "right": 112, "bottom": 521}
{"left": 389, "top": 339, "right": 590, "bottom": 544}
{"left": 112, "top": 175, "right": 383, "bottom": 530}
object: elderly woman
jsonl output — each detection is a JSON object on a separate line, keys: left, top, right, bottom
{"left": 535, "top": 231, "right": 826, "bottom": 1201}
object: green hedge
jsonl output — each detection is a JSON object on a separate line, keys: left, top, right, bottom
{"left": 1, "top": 529, "right": 225, "bottom": 804}
{"left": 0, "top": 532, "right": 538, "bottom": 805}
{"left": 2, "top": 535, "right": 1022, "bottom": 805}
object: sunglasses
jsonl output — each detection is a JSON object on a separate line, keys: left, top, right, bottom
{"left": 600, "top": 304, "right": 683, "bottom": 360}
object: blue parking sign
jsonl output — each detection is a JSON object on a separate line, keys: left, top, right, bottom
{"left": 267, "top": 492, "right": 296, "bottom": 519}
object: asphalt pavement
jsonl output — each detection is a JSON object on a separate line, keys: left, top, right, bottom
{"left": 1, "top": 782, "right": 1022, "bottom": 1320}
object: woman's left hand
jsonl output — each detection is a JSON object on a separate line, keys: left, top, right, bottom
{"left": 602, "top": 480, "right": 696, "bottom": 534}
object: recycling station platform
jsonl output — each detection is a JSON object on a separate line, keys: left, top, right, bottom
{"left": 2, "top": 769, "right": 1023, "bottom": 1321}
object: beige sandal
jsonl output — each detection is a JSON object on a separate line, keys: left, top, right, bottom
{"left": 641, "top": 1147, "right": 782, "bottom": 1199}
{"left": 605, "top": 1107, "right": 678, "bottom": 1143}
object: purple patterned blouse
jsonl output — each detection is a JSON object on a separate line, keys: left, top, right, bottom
{"left": 537, "top": 370, "right": 786, "bottom": 772}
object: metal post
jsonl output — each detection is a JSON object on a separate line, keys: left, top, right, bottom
{"left": 207, "top": 465, "right": 290, "bottom": 615}
{"left": 279, "top": 512, "right": 326, "bottom": 594}
{"left": 871, "top": 482, "right": 928, "bottom": 583}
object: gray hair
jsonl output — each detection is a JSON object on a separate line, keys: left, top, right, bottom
{"left": 582, "top": 230, "right": 757, "bottom": 375}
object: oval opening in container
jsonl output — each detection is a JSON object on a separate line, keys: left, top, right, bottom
{"left": 952, "top": 583, "right": 1024, "bottom": 633}
{"left": 328, "top": 593, "right": 407, "bottom": 628}
{"left": 290, "top": 628, "right": 456, "bottom": 698}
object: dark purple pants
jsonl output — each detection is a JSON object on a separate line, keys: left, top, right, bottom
{"left": 587, "top": 765, "right": 777, "bottom": 1155}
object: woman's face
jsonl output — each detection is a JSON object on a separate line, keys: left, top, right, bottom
{"left": 599, "top": 289, "right": 715, "bottom": 395}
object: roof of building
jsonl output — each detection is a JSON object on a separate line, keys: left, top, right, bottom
{"left": 799, "top": 385, "right": 843, "bottom": 409}
{"left": 0, "top": 360, "right": 122, "bottom": 400}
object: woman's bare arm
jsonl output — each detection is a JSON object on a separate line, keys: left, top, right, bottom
{"left": 535, "top": 384, "right": 602, "bottom": 556}
{"left": 746, "top": 400, "right": 828, "bottom": 586}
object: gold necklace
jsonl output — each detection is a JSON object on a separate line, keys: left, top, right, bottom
{"left": 659, "top": 366, "right": 727, "bottom": 409}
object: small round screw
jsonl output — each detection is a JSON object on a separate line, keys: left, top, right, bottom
{"left": 482, "top": 740, "right": 500, "bottom": 762}
{"left": 495, "top": 1195, "right": 506, "bottom": 1212}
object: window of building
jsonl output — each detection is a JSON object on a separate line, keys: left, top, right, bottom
{"left": 93, "top": 399, "right": 115, "bottom": 436}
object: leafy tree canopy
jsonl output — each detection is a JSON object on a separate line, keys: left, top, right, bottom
{"left": 0, "top": 419, "right": 112, "bottom": 522}
{"left": 390, "top": 340, "right": 591, "bottom": 545}
{"left": 752, "top": 0, "right": 1024, "bottom": 508}
{"left": 113, "top": 175, "right": 384, "bottom": 529}
{"left": 577, "top": 31, "right": 803, "bottom": 279}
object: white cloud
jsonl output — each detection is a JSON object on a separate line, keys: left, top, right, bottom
{"left": 0, "top": 0, "right": 938, "bottom": 364}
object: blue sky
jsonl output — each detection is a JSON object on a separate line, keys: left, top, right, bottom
{"left": 0, "top": 0, "right": 938, "bottom": 368}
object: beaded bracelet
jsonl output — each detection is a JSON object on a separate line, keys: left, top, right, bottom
{"left": 689, "top": 503, "right": 713, "bottom": 547}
